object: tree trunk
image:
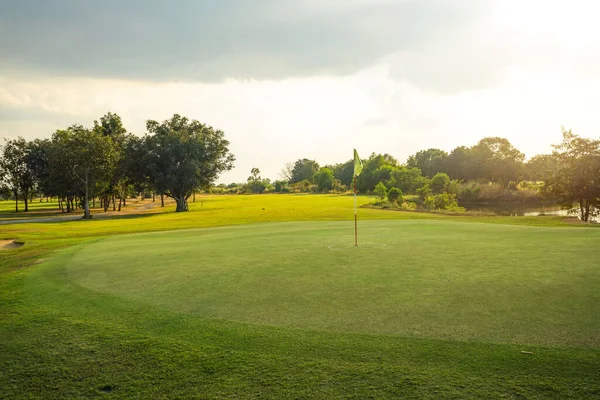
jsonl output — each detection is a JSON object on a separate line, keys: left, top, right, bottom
{"left": 66, "top": 197, "right": 72, "bottom": 213}
{"left": 140, "top": 188, "right": 145, "bottom": 201}
{"left": 92, "top": 197, "right": 95, "bottom": 208}
{"left": 112, "top": 193, "right": 116, "bottom": 211}
{"left": 83, "top": 169, "right": 92, "bottom": 219}
{"left": 175, "top": 196, "right": 188, "bottom": 212}
{"left": 24, "top": 188, "right": 29, "bottom": 212}
{"left": 161, "top": 193, "right": 164, "bottom": 207}
{"left": 103, "top": 193, "right": 109, "bottom": 212}
{"left": 118, "top": 196, "right": 122, "bottom": 212}
{"left": 14, "top": 189, "right": 18, "bottom": 212}
{"left": 152, "top": 192, "right": 155, "bottom": 202}
{"left": 579, "top": 199, "right": 586, "bottom": 222}
{"left": 193, "top": 192, "right": 196, "bottom": 202}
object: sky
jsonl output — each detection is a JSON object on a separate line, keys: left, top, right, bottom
{"left": 1, "top": 0, "right": 599, "bottom": 183}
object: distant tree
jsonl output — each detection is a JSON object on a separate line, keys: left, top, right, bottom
{"left": 388, "top": 166, "right": 427, "bottom": 194}
{"left": 357, "top": 153, "right": 397, "bottom": 193}
{"left": 0, "top": 137, "right": 34, "bottom": 212}
{"left": 290, "top": 158, "right": 320, "bottom": 183}
{"left": 445, "top": 146, "right": 477, "bottom": 181}
{"left": 406, "top": 148, "right": 448, "bottom": 178}
{"left": 145, "top": 114, "right": 234, "bottom": 212}
{"left": 93, "top": 112, "right": 128, "bottom": 211}
{"left": 27, "top": 139, "right": 52, "bottom": 201}
{"left": 315, "top": 167, "right": 334, "bottom": 192}
{"left": 430, "top": 172, "right": 451, "bottom": 195}
{"left": 373, "top": 181, "right": 387, "bottom": 202}
{"left": 247, "top": 167, "right": 268, "bottom": 194}
{"left": 273, "top": 180, "right": 288, "bottom": 193}
{"left": 542, "top": 128, "right": 600, "bottom": 222}
{"left": 471, "top": 137, "right": 525, "bottom": 186}
{"left": 280, "top": 162, "right": 294, "bottom": 181}
{"left": 387, "top": 187, "right": 403, "bottom": 204}
{"left": 525, "top": 154, "right": 559, "bottom": 181}
{"left": 51, "top": 126, "right": 118, "bottom": 218}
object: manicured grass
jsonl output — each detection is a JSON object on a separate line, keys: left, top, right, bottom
{"left": 1, "top": 194, "right": 599, "bottom": 399}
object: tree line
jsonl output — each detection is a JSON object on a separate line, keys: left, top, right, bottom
{"left": 0, "top": 113, "right": 234, "bottom": 217}
{"left": 223, "top": 132, "right": 599, "bottom": 222}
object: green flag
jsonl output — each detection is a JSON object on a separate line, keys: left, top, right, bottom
{"left": 353, "top": 149, "right": 363, "bottom": 177}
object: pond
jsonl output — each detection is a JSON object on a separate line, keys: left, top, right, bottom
{"left": 462, "top": 202, "right": 599, "bottom": 223}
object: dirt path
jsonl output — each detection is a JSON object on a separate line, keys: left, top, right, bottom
{"left": 0, "top": 199, "right": 166, "bottom": 225}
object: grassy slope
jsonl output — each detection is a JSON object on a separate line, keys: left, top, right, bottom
{"left": 1, "top": 194, "right": 600, "bottom": 399}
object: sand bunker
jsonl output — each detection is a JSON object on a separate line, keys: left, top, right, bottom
{"left": 0, "top": 240, "right": 24, "bottom": 250}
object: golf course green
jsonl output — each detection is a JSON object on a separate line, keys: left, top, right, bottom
{"left": 2, "top": 195, "right": 600, "bottom": 398}
{"left": 57, "top": 221, "right": 600, "bottom": 347}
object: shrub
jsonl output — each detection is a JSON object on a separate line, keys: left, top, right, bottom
{"left": 387, "top": 187, "right": 403, "bottom": 204}
{"left": 373, "top": 182, "right": 387, "bottom": 202}
{"left": 423, "top": 193, "right": 459, "bottom": 210}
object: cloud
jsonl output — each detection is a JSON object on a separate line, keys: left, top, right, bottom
{"left": 0, "top": 0, "right": 488, "bottom": 89}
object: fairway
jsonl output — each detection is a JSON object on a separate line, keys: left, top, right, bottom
{"left": 4, "top": 195, "right": 600, "bottom": 398}
{"left": 48, "top": 220, "right": 600, "bottom": 347}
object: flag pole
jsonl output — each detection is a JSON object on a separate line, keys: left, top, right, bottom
{"left": 354, "top": 175, "right": 358, "bottom": 246}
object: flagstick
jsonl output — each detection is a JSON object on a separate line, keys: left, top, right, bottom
{"left": 354, "top": 175, "right": 358, "bottom": 246}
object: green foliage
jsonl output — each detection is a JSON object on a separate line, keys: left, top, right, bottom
{"left": 145, "top": 114, "right": 234, "bottom": 211}
{"left": 373, "top": 181, "right": 387, "bottom": 202}
{"left": 387, "top": 166, "right": 427, "bottom": 194}
{"left": 423, "top": 193, "right": 460, "bottom": 210}
{"left": 542, "top": 128, "right": 600, "bottom": 222}
{"left": 387, "top": 187, "right": 403, "bottom": 204}
{"left": 290, "top": 158, "right": 319, "bottom": 183}
{"left": 406, "top": 148, "right": 448, "bottom": 177}
{"left": 0, "top": 137, "right": 34, "bottom": 212}
{"left": 430, "top": 172, "right": 450, "bottom": 195}
{"left": 247, "top": 168, "right": 269, "bottom": 194}
{"left": 315, "top": 167, "right": 334, "bottom": 192}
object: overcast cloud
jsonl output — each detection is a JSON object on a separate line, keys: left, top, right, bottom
{"left": 1, "top": 0, "right": 599, "bottom": 182}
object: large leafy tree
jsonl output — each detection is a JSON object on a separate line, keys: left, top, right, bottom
{"left": 445, "top": 146, "right": 477, "bottom": 181}
{"left": 51, "top": 126, "right": 118, "bottom": 218}
{"left": 315, "top": 167, "right": 334, "bottom": 192}
{"left": 289, "top": 158, "right": 320, "bottom": 184}
{"left": 0, "top": 137, "right": 34, "bottom": 212}
{"left": 145, "top": 114, "right": 234, "bottom": 212}
{"left": 26, "top": 139, "right": 52, "bottom": 202}
{"left": 406, "top": 148, "right": 448, "bottom": 178}
{"left": 357, "top": 153, "right": 397, "bottom": 193}
{"left": 471, "top": 137, "right": 525, "bottom": 186}
{"left": 93, "top": 112, "right": 128, "bottom": 211}
{"left": 542, "top": 129, "right": 600, "bottom": 222}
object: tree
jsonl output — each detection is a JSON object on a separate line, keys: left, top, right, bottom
{"left": 145, "top": 114, "right": 234, "bottom": 212}
{"left": 471, "top": 137, "right": 525, "bottom": 186}
{"left": 387, "top": 187, "right": 402, "bottom": 204}
{"left": 542, "top": 128, "right": 600, "bottom": 222}
{"left": 406, "top": 148, "right": 448, "bottom": 178}
{"left": 430, "top": 172, "right": 451, "bottom": 195}
{"left": 51, "top": 126, "right": 118, "bottom": 218}
{"left": 0, "top": 137, "right": 34, "bottom": 212}
{"left": 93, "top": 112, "right": 128, "bottom": 211}
{"left": 373, "top": 181, "right": 387, "bottom": 202}
{"left": 357, "top": 153, "right": 397, "bottom": 193}
{"left": 280, "top": 162, "right": 294, "bottom": 181}
{"left": 290, "top": 159, "right": 320, "bottom": 183}
{"left": 388, "top": 166, "right": 427, "bottom": 194}
{"left": 27, "top": 139, "right": 52, "bottom": 201}
{"left": 445, "top": 146, "right": 477, "bottom": 181}
{"left": 525, "top": 154, "right": 558, "bottom": 181}
{"left": 247, "top": 167, "right": 267, "bottom": 194}
{"left": 315, "top": 167, "right": 334, "bottom": 192}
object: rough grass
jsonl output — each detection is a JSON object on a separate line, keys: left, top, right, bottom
{"left": 1, "top": 194, "right": 600, "bottom": 399}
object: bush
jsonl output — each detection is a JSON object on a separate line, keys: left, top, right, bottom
{"left": 423, "top": 193, "right": 459, "bottom": 210}
{"left": 373, "top": 182, "right": 387, "bottom": 202}
{"left": 387, "top": 187, "right": 403, "bottom": 204}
